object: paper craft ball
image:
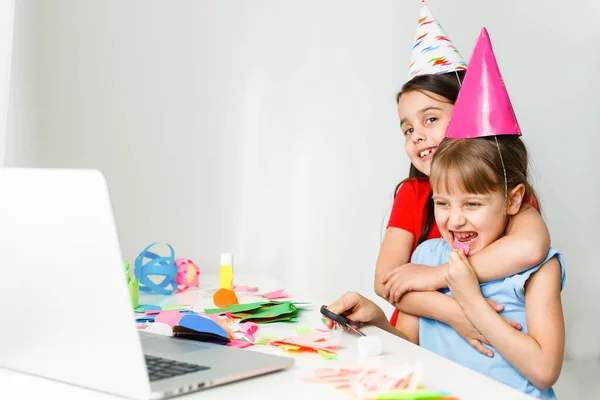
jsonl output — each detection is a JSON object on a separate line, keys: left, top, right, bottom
{"left": 175, "top": 258, "right": 200, "bottom": 292}
{"left": 134, "top": 243, "right": 178, "bottom": 295}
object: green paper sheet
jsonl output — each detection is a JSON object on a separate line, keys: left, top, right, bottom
{"left": 316, "top": 350, "right": 338, "bottom": 360}
{"left": 246, "top": 314, "right": 299, "bottom": 324}
{"left": 235, "top": 302, "right": 298, "bottom": 322}
{"left": 204, "top": 302, "right": 267, "bottom": 315}
{"left": 255, "top": 334, "right": 278, "bottom": 345}
{"left": 294, "top": 326, "right": 312, "bottom": 335}
{"left": 162, "top": 305, "right": 190, "bottom": 311}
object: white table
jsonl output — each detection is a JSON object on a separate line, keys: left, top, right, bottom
{"left": 0, "top": 274, "right": 532, "bottom": 400}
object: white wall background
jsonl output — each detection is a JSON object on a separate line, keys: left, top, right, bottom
{"left": 6, "top": 0, "right": 599, "bottom": 360}
{"left": 0, "top": 0, "right": 15, "bottom": 166}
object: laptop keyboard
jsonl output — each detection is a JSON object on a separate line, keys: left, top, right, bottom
{"left": 145, "top": 354, "right": 210, "bottom": 382}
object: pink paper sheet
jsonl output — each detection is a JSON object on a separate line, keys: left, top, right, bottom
{"left": 154, "top": 310, "right": 185, "bottom": 327}
{"left": 272, "top": 332, "right": 340, "bottom": 353}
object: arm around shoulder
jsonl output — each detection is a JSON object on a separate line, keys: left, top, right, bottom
{"left": 464, "top": 203, "right": 551, "bottom": 283}
{"left": 374, "top": 227, "right": 414, "bottom": 298}
{"left": 506, "top": 203, "right": 552, "bottom": 266}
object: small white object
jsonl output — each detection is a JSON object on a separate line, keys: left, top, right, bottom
{"left": 143, "top": 322, "right": 173, "bottom": 336}
{"left": 357, "top": 336, "right": 383, "bottom": 357}
{"left": 220, "top": 253, "right": 233, "bottom": 265}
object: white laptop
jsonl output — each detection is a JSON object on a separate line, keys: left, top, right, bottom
{"left": 0, "top": 168, "right": 294, "bottom": 399}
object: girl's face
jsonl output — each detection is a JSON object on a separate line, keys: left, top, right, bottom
{"left": 398, "top": 90, "right": 454, "bottom": 176}
{"left": 432, "top": 183, "right": 507, "bottom": 256}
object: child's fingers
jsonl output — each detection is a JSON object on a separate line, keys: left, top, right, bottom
{"left": 468, "top": 339, "right": 494, "bottom": 358}
{"left": 382, "top": 267, "right": 399, "bottom": 284}
{"left": 485, "top": 298, "right": 504, "bottom": 312}
{"left": 326, "top": 292, "right": 359, "bottom": 316}
{"left": 392, "top": 283, "right": 407, "bottom": 303}
{"left": 503, "top": 317, "right": 522, "bottom": 331}
{"left": 449, "top": 251, "right": 469, "bottom": 269}
{"left": 383, "top": 274, "right": 401, "bottom": 299}
{"left": 448, "top": 251, "right": 461, "bottom": 263}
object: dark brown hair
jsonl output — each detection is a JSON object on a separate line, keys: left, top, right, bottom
{"left": 430, "top": 135, "right": 540, "bottom": 220}
{"left": 394, "top": 71, "right": 465, "bottom": 246}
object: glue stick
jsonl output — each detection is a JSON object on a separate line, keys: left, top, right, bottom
{"left": 219, "top": 253, "right": 233, "bottom": 290}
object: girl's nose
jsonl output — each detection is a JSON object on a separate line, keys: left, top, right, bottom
{"left": 449, "top": 210, "right": 467, "bottom": 229}
{"left": 411, "top": 128, "right": 426, "bottom": 143}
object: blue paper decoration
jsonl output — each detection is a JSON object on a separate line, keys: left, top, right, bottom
{"left": 134, "top": 242, "right": 178, "bottom": 295}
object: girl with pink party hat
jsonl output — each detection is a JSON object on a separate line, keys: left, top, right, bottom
{"left": 373, "top": 0, "right": 551, "bottom": 353}
{"left": 326, "top": 28, "right": 565, "bottom": 398}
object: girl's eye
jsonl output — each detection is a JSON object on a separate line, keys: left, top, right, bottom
{"left": 425, "top": 117, "right": 437, "bottom": 125}
{"left": 466, "top": 202, "right": 482, "bottom": 207}
{"left": 434, "top": 201, "right": 448, "bottom": 207}
{"left": 404, "top": 127, "right": 414, "bottom": 136}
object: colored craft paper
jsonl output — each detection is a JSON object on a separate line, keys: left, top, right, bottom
{"left": 255, "top": 335, "right": 278, "bottom": 345}
{"left": 303, "top": 364, "right": 448, "bottom": 400}
{"left": 134, "top": 304, "right": 190, "bottom": 313}
{"left": 213, "top": 288, "right": 239, "bottom": 308}
{"left": 278, "top": 344, "right": 302, "bottom": 351}
{"left": 210, "top": 318, "right": 235, "bottom": 339}
{"left": 258, "top": 289, "right": 292, "bottom": 300}
{"left": 172, "top": 326, "right": 230, "bottom": 344}
{"left": 178, "top": 315, "right": 230, "bottom": 339}
{"left": 135, "top": 304, "right": 162, "bottom": 312}
{"left": 136, "top": 315, "right": 156, "bottom": 323}
{"left": 272, "top": 332, "right": 340, "bottom": 353}
{"left": 295, "top": 326, "right": 312, "bottom": 335}
{"left": 204, "top": 302, "right": 267, "bottom": 315}
{"left": 317, "top": 350, "right": 338, "bottom": 360}
{"left": 228, "top": 339, "right": 254, "bottom": 349}
{"left": 232, "top": 284, "right": 259, "bottom": 292}
{"left": 230, "top": 321, "right": 259, "bottom": 343}
{"left": 127, "top": 267, "right": 139, "bottom": 308}
{"left": 375, "top": 390, "right": 452, "bottom": 400}
{"left": 238, "top": 322, "right": 259, "bottom": 335}
{"left": 162, "top": 305, "right": 191, "bottom": 311}
{"left": 233, "top": 302, "right": 298, "bottom": 323}
{"left": 155, "top": 310, "right": 186, "bottom": 327}
{"left": 244, "top": 313, "right": 299, "bottom": 324}
{"left": 232, "top": 330, "right": 255, "bottom": 343}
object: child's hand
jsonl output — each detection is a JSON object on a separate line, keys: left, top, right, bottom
{"left": 445, "top": 249, "right": 483, "bottom": 306}
{"left": 450, "top": 298, "right": 522, "bottom": 358}
{"left": 382, "top": 263, "right": 442, "bottom": 303}
{"left": 322, "top": 292, "right": 386, "bottom": 330}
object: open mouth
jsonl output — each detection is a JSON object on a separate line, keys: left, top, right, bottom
{"left": 419, "top": 147, "right": 437, "bottom": 159}
{"left": 451, "top": 231, "right": 478, "bottom": 244}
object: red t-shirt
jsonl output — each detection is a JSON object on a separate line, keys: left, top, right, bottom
{"left": 387, "top": 178, "right": 441, "bottom": 252}
{"left": 385, "top": 178, "right": 539, "bottom": 327}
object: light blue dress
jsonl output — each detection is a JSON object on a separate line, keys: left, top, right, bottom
{"left": 413, "top": 239, "right": 565, "bottom": 399}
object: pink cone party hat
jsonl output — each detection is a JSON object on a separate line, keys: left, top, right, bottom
{"left": 408, "top": 0, "right": 467, "bottom": 80}
{"left": 445, "top": 28, "right": 521, "bottom": 139}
